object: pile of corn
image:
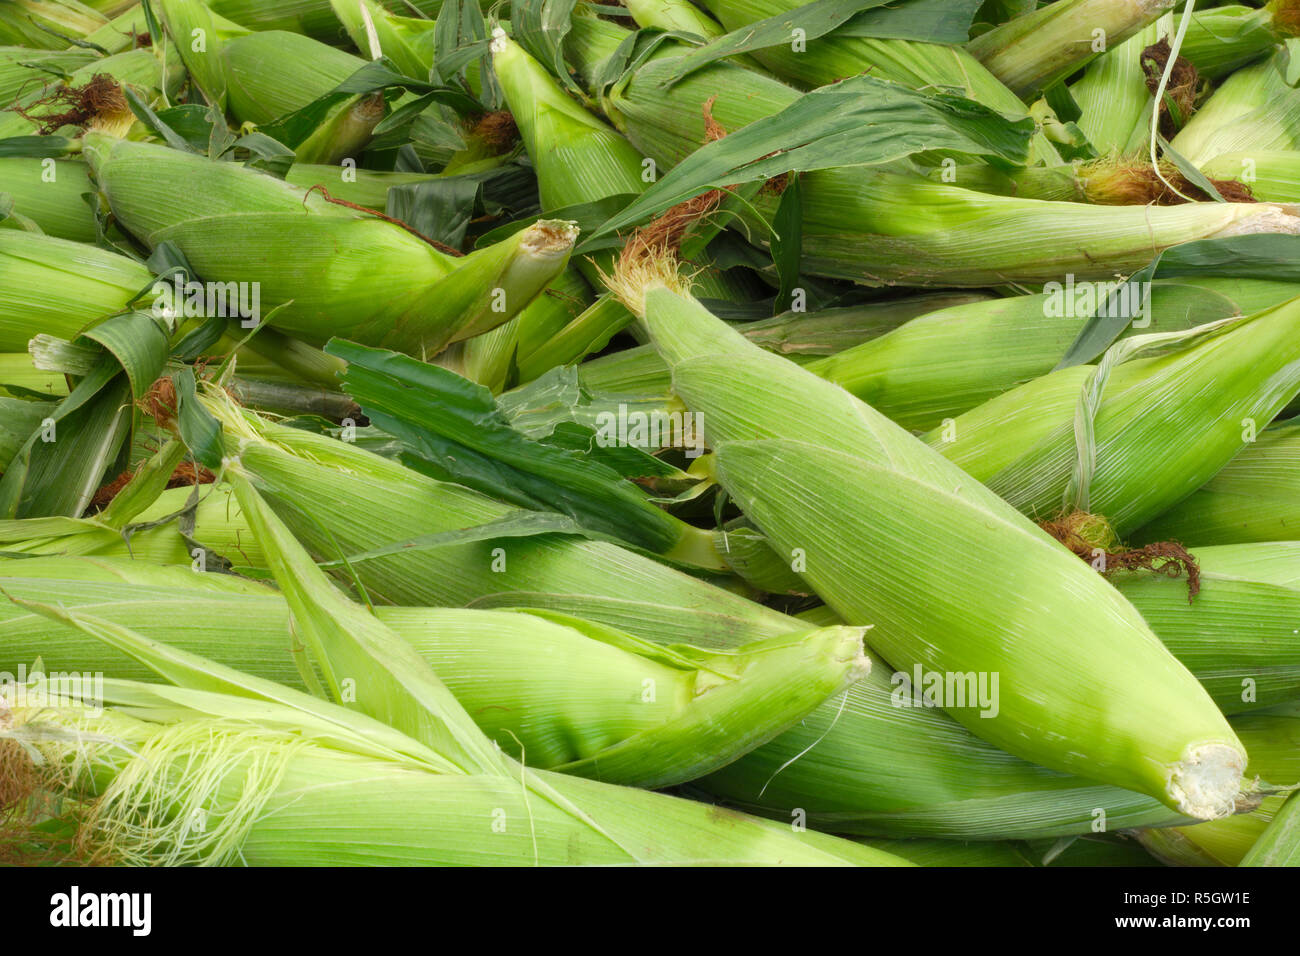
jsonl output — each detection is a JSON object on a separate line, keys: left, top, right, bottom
{"left": 2, "top": 0, "right": 1300, "bottom": 868}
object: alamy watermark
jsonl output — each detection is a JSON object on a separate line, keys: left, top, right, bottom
{"left": 151, "top": 275, "right": 262, "bottom": 328}
{"left": 1043, "top": 274, "right": 1152, "bottom": 328}
{"left": 890, "top": 664, "right": 1000, "bottom": 718}
{"left": 1, "top": 664, "right": 104, "bottom": 716}
{"left": 594, "top": 404, "right": 705, "bottom": 459}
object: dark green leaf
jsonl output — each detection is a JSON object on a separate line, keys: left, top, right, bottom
{"left": 661, "top": 0, "right": 896, "bottom": 84}
{"left": 78, "top": 312, "right": 170, "bottom": 400}
{"left": 326, "top": 339, "right": 684, "bottom": 553}
{"left": 172, "top": 367, "right": 224, "bottom": 470}
{"left": 0, "top": 358, "right": 131, "bottom": 518}
{"left": 0, "top": 136, "right": 75, "bottom": 158}
{"left": 510, "top": 0, "right": 583, "bottom": 95}
{"left": 838, "top": 0, "right": 983, "bottom": 42}
{"left": 152, "top": 104, "right": 219, "bottom": 153}
{"left": 589, "top": 74, "right": 1034, "bottom": 242}
{"left": 1159, "top": 133, "right": 1227, "bottom": 203}
{"left": 770, "top": 173, "right": 803, "bottom": 313}
{"left": 1058, "top": 235, "right": 1300, "bottom": 368}
{"left": 122, "top": 86, "right": 200, "bottom": 154}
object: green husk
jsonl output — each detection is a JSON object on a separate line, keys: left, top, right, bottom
{"left": 783, "top": 165, "right": 1300, "bottom": 288}
{"left": 1133, "top": 419, "right": 1300, "bottom": 546}
{"left": 1, "top": 679, "right": 908, "bottom": 865}
{"left": 1170, "top": 42, "right": 1300, "bottom": 165}
{"left": 0, "top": 0, "right": 109, "bottom": 49}
{"left": 0, "top": 46, "right": 96, "bottom": 103}
{"left": 281, "top": 163, "right": 448, "bottom": 211}
{"left": 0, "top": 44, "right": 185, "bottom": 139}
{"left": 1136, "top": 709, "right": 1300, "bottom": 866}
{"left": 1240, "top": 790, "right": 1300, "bottom": 866}
{"left": 929, "top": 300, "right": 1300, "bottom": 535}
{"left": 967, "top": 0, "right": 1179, "bottom": 99}
{"left": 187, "top": 395, "right": 1226, "bottom": 841}
{"left": 802, "top": 277, "right": 1295, "bottom": 432}
{"left": 0, "top": 555, "right": 871, "bottom": 789}
{"left": 329, "top": 0, "right": 437, "bottom": 80}
{"left": 1111, "top": 543, "right": 1300, "bottom": 714}
{"left": 695, "top": 0, "right": 1062, "bottom": 164}
{"left": 0, "top": 231, "right": 152, "bottom": 352}
{"left": 156, "top": 0, "right": 387, "bottom": 164}
{"left": 615, "top": 256, "right": 1246, "bottom": 819}
{"left": 1200, "top": 150, "right": 1300, "bottom": 203}
{"left": 1069, "top": 14, "right": 1170, "bottom": 155}
{"left": 0, "top": 156, "right": 97, "bottom": 242}
{"left": 84, "top": 134, "right": 577, "bottom": 356}
{"left": 1180, "top": 4, "right": 1280, "bottom": 80}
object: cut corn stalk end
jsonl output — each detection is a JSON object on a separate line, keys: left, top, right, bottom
{"left": 1168, "top": 744, "right": 1248, "bottom": 821}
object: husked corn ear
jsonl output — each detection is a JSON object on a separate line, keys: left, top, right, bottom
{"left": 616, "top": 257, "right": 1247, "bottom": 819}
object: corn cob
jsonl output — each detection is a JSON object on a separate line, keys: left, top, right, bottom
{"left": 1170, "top": 43, "right": 1300, "bottom": 165}
{"left": 1, "top": 679, "right": 908, "bottom": 865}
{"left": 0, "top": 230, "right": 151, "bottom": 351}
{"left": 785, "top": 165, "right": 1300, "bottom": 288}
{"left": 0, "top": 495, "right": 906, "bottom": 867}
{"left": 966, "top": 0, "right": 1178, "bottom": 100}
{"left": 155, "top": 0, "right": 387, "bottom": 165}
{"left": 1069, "top": 13, "right": 1170, "bottom": 155}
{"left": 568, "top": 23, "right": 1300, "bottom": 287}
{"left": 208, "top": 0, "right": 442, "bottom": 39}
{"left": 1200, "top": 149, "right": 1300, "bottom": 203}
{"left": 929, "top": 301, "right": 1300, "bottom": 536}
{"left": 0, "top": 0, "right": 110, "bottom": 49}
{"left": 189, "top": 395, "right": 1243, "bottom": 840}
{"left": 0, "top": 44, "right": 186, "bottom": 139}
{"left": 1111, "top": 543, "right": 1300, "bottom": 714}
{"left": 281, "top": 163, "right": 452, "bottom": 211}
{"left": 328, "top": 0, "right": 437, "bottom": 80}
{"left": 0, "top": 351, "right": 68, "bottom": 395}
{"left": 1180, "top": 3, "right": 1286, "bottom": 80}
{"left": 0, "top": 554, "right": 872, "bottom": 789}
{"left": 803, "top": 276, "right": 1299, "bottom": 432}
{"left": 0, "top": 46, "right": 96, "bottom": 102}
{"left": 1133, "top": 420, "right": 1300, "bottom": 546}
{"left": 0, "top": 156, "right": 97, "bottom": 242}
{"left": 694, "top": 0, "right": 1062, "bottom": 165}
{"left": 83, "top": 133, "right": 577, "bottom": 356}
{"left": 611, "top": 253, "right": 1247, "bottom": 819}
